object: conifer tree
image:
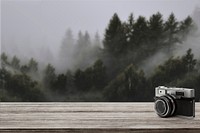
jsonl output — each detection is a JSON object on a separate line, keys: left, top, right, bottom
{"left": 125, "top": 13, "right": 135, "bottom": 49}
{"left": 11, "top": 56, "right": 20, "bottom": 70}
{"left": 103, "top": 13, "right": 127, "bottom": 55}
{"left": 59, "top": 28, "right": 74, "bottom": 70}
{"left": 164, "top": 13, "right": 179, "bottom": 53}
{"left": 133, "top": 16, "right": 149, "bottom": 47}
{"left": 179, "top": 16, "right": 194, "bottom": 40}
{"left": 1, "top": 52, "right": 9, "bottom": 68}
{"left": 28, "top": 58, "right": 38, "bottom": 73}
{"left": 43, "top": 64, "right": 56, "bottom": 89}
{"left": 148, "top": 12, "right": 164, "bottom": 50}
{"left": 94, "top": 32, "right": 102, "bottom": 47}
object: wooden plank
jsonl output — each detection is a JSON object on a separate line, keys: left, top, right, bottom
{"left": 0, "top": 102, "right": 200, "bottom": 133}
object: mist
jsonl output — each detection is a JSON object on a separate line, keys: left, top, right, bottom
{"left": 140, "top": 7, "right": 200, "bottom": 76}
{"left": 1, "top": 0, "right": 200, "bottom": 102}
{"left": 2, "top": 0, "right": 200, "bottom": 73}
{"left": 55, "top": 29, "right": 102, "bottom": 73}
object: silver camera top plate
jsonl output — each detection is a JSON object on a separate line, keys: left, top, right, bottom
{"left": 155, "top": 86, "right": 195, "bottom": 98}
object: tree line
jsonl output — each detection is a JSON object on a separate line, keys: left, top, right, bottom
{"left": 0, "top": 12, "right": 200, "bottom": 101}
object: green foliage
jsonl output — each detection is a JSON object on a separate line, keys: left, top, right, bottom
{"left": 7, "top": 74, "right": 43, "bottom": 101}
{"left": 60, "top": 29, "right": 74, "bottom": 55}
{"left": 92, "top": 59, "right": 106, "bottom": 88}
{"left": 20, "top": 65, "right": 29, "bottom": 73}
{"left": 181, "top": 49, "right": 197, "bottom": 72}
{"left": 0, "top": 68, "right": 45, "bottom": 101}
{"left": 74, "top": 59, "right": 106, "bottom": 92}
{"left": 179, "top": 16, "right": 194, "bottom": 40}
{"left": 54, "top": 74, "right": 67, "bottom": 93}
{"left": 65, "top": 70, "right": 74, "bottom": 89}
{"left": 167, "top": 72, "right": 200, "bottom": 101}
{"left": 124, "top": 13, "right": 135, "bottom": 48}
{"left": 19, "top": 58, "right": 38, "bottom": 74}
{"left": 149, "top": 12, "right": 164, "bottom": 37}
{"left": 104, "top": 64, "right": 148, "bottom": 101}
{"left": 1, "top": 12, "right": 199, "bottom": 102}
{"left": 74, "top": 69, "right": 85, "bottom": 91}
{"left": 0, "top": 68, "right": 11, "bottom": 89}
{"left": 164, "top": 13, "right": 179, "bottom": 53}
{"left": 73, "top": 31, "right": 101, "bottom": 70}
{"left": 148, "top": 12, "right": 164, "bottom": 50}
{"left": 43, "top": 64, "right": 56, "bottom": 89}
{"left": 28, "top": 58, "right": 38, "bottom": 73}
{"left": 150, "top": 49, "right": 197, "bottom": 87}
{"left": 11, "top": 56, "right": 20, "bottom": 70}
{"left": 135, "top": 16, "right": 149, "bottom": 44}
{"left": 103, "top": 13, "right": 127, "bottom": 55}
{"left": 1, "top": 52, "right": 9, "bottom": 67}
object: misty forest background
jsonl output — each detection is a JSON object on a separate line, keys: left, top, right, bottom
{"left": 1, "top": 11, "right": 200, "bottom": 102}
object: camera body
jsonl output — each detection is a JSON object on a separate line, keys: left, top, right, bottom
{"left": 154, "top": 86, "right": 195, "bottom": 118}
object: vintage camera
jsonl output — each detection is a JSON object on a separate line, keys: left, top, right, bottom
{"left": 154, "top": 86, "right": 195, "bottom": 118}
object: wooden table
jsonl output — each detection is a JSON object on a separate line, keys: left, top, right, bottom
{"left": 0, "top": 102, "right": 200, "bottom": 133}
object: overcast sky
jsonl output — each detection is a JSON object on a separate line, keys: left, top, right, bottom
{"left": 1, "top": 0, "right": 200, "bottom": 56}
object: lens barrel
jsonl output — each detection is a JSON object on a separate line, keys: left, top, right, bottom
{"left": 154, "top": 94, "right": 176, "bottom": 117}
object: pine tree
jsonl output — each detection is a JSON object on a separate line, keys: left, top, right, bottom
{"left": 20, "top": 65, "right": 29, "bottom": 73}
{"left": 28, "top": 58, "right": 38, "bottom": 73}
{"left": 43, "top": 64, "right": 56, "bottom": 89}
{"left": 74, "top": 69, "right": 85, "bottom": 91}
{"left": 164, "top": 13, "right": 179, "bottom": 53}
{"left": 103, "top": 13, "right": 127, "bottom": 55}
{"left": 59, "top": 28, "right": 74, "bottom": 70}
{"left": 60, "top": 29, "right": 74, "bottom": 53}
{"left": 133, "top": 16, "right": 149, "bottom": 47}
{"left": 11, "top": 56, "right": 20, "bottom": 70}
{"left": 1, "top": 52, "right": 9, "bottom": 68}
{"left": 92, "top": 59, "right": 106, "bottom": 89}
{"left": 73, "top": 31, "right": 94, "bottom": 69}
{"left": 125, "top": 13, "right": 135, "bottom": 49}
{"left": 83, "top": 31, "right": 91, "bottom": 47}
{"left": 94, "top": 32, "right": 102, "bottom": 47}
{"left": 179, "top": 16, "right": 194, "bottom": 40}
{"left": 54, "top": 74, "right": 67, "bottom": 93}
{"left": 181, "top": 49, "right": 197, "bottom": 72}
{"left": 65, "top": 70, "right": 74, "bottom": 91}
{"left": 77, "top": 31, "right": 84, "bottom": 46}
{"left": 148, "top": 12, "right": 164, "bottom": 50}
{"left": 103, "top": 64, "right": 147, "bottom": 101}
{"left": 150, "top": 49, "right": 197, "bottom": 87}
{"left": 127, "top": 16, "right": 149, "bottom": 62}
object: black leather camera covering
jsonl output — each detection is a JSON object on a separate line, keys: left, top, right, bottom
{"left": 175, "top": 97, "right": 195, "bottom": 117}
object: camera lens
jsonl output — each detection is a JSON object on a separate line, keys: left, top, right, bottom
{"left": 154, "top": 95, "right": 176, "bottom": 117}
{"left": 155, "top": 100, "right": 166, "bottom": 115}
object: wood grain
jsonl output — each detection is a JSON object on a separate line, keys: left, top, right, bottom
{"left": 0, "top": 102, "right": 200, "bottom": 133}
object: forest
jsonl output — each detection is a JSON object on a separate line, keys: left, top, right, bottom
{"left": 1, "top": 12, "right": 200, "bottom": 102}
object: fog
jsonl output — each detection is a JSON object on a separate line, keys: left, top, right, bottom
{"left": 140, "top": 7, "right": 200, "bottom": 76}
{"left": 1, "top": 0, "right": 200, "bottom": 73}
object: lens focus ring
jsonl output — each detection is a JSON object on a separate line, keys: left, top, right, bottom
{"left": 155, "top": 100, "right": 166, "bottom": 115}
{"left": 154, "top": 95, "right": 174, "bottom": 117}
{"left": 155, "top": 99, "right": 168, "bottom": 117}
